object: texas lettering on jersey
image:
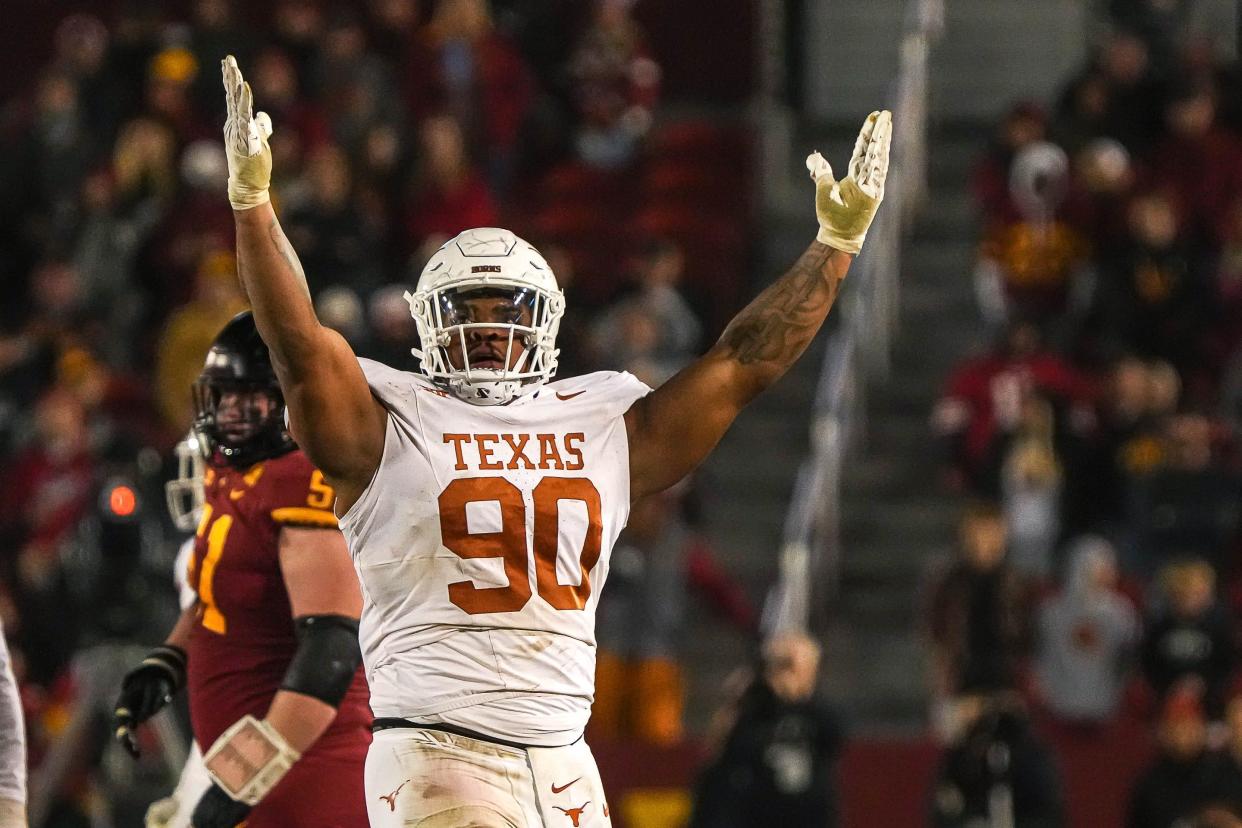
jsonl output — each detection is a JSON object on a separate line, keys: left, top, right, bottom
{"left": 442, "top": 432, "right": 585, "bottom": 471}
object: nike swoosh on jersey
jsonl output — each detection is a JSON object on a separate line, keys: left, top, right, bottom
{"left": 551, "top": 777, "right": 581, "bottom": 794}
{"left": 555, "top": 391, "right": 586, "bottom": 401}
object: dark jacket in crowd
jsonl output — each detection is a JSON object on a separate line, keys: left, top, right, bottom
{"left": 689, "top": 680, "right": 844, "bottom": 828}
{"left": 1140, "top": 607, "right": 1235, "bottom": 714}
{"left": 930, "top": 707, "right": 1065, "bottom": 828}
{"left": 930, "top": 561, "right": 1035, "bottom": 693}
{"left": 1127, "top": 749, "right": 1232, "bottom": 828}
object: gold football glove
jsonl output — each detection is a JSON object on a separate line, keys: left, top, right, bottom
{"left": 806, "top": 109, "right": 892, "bottom": 255}
{"left": 221, "top": 55, "right": 273, "bottom": 211}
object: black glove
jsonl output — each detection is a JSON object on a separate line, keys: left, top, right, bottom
{"left": 112, "top": 644, "right": 187, "bottom": 758}
{"left": 191, "top": 783, "right": 252, "bottom": 828}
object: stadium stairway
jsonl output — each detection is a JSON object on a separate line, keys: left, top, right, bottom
{"left": 823, "top": 119, "right": 982, "bottom": 732}
{"left": 679, "top": 0, "right": 1097, "bottom": 737}
{"left": 785, "top": 0, "right": 1089, "bottom": 733}
{"left": 682, "top": 122, "right": 983, "bottom": 734}
{"left": 686, "top": 215, "right": 825, "bottom": 733}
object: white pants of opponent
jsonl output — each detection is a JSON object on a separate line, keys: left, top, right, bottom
{"left": 365, "top": 727, "right": 613, "bottom": 828}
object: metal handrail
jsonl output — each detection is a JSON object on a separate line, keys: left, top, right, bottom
{"left": 762, "top": 0, "right": 941, "bottom": 637}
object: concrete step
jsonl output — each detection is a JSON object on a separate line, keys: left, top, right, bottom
{"left": 709, "top": 440, "right": 807, "bottom": 490}
{"left": 926, "top": 139, "right": 986, "bottom": 188}
{"left": 820, "top": 625, "right": 928, "bottom": 725}
{"left": 682, "top": 618, "right": 754, "bottom": 733}
{"left": 902, "top": 281, "right": 980, "bottom": 317}
{"left": 851, "top": 409, "right": 935, "bottom": 446}
{"left": 832, "top": 579, "right": 923, "bottom": 626}
{"left": 911, "top": 191, "right": 977, "bottom": 240}
{"left": 905, "top": 237, "right": 977, "bottom": 277}
{"left": 841, "top": 453, "right": 941, "bottom": 495}
{"left": 857, "top": 388, "right": 933, "bottom": 423}
{"left": 928, "top": 0, "right": 1088, "bottom": 120}
{"left": 841, "top": 467, "right": 941, "bottom": 505}
{"left": 897, "top": 333, "right": 978, "bottom": 366}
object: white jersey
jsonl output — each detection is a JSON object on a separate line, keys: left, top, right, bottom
{"left": 174, "top": 536, "right": 198, "bottom": 611}
{"left": 0, "top": 620, "right": 25, "bottom": 808}
{"left": 339, "top": 359, "right": 651, "bottom": 746}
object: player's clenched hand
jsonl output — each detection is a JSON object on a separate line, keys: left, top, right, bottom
{"left": 221, "top": 54, "right": 273, "bottom": 211}
{"left": 112, "top": 645, "right": 187, "bottom": 758}
{"left": 806, "top": 109, "right": 892, "bottom": 255}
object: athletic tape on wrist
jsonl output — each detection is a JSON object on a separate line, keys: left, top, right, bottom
{"left": 202, "top": 715, "right": 300, "bottom": 806}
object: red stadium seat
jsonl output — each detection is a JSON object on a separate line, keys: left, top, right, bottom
{"left": 639, "top": 161, "right": 751, "bottom": 215}
{"left": 530, "top": 161, "right": 633, "bottom": 210}
{"left": 646, "top": 120, "right": 754, "bottom": 164}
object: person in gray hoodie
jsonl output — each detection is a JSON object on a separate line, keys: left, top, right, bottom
{"left": 1035, "top": 536, "right": 1140, "bottom": 723}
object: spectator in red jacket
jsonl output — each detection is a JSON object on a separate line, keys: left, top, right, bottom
{"left": 0, "top": 388, "right": 96, "bottom": 589}
{"left": 932, "top": 320, "right": 1096, "bottom": 489}
{"left": 567, "top": 0, "right": 661, "bottom": 168}
{"left": 972, "top": 101, "right": 1049, "bottom": 224}
{"left": 404, "top": 0, "right": 535, "bottom": 194}
{"left": 404, "top": 114, "right": 497, "bottom": 254}
{"left": 1145, "top": 78, "right": 1242, "bottom": 245}
{"left": 250, "top": 46, "right": 331, "bottom": 153}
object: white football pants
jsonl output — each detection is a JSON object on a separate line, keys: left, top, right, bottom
{"left": 365, "top": 728, "right": 612, "bottom": 827}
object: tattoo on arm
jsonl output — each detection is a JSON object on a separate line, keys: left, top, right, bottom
{"left": 719, "top": 244, "right": 843, "bottom": 367}
{"left": 268, "top": 219, "right": 312, "bottom": 303}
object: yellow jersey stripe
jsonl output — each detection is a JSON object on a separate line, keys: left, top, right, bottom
{"left": 270, "top": 507, "right": 339, "bottom": 528}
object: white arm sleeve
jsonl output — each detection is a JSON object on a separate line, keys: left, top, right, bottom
{"left": 0, "top": 624, "right": 26, "bottom": 805}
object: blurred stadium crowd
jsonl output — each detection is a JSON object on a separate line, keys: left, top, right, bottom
{"left": 925, "top": 5, "right": 1242, "bottom": 824}
{"left": 0, "top": 0, "right": 758, "bottom": 824}
{"left": 10, "top": 0, "right": 1242, "bottom": 824}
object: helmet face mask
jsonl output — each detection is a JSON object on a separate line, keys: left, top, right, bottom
{"left": 166, "top": 431, "right": 205, "bottom": 532}
{"left": 193, "top": 380, "right": 288, "bottom": 466}
{"left": 192, "top": 310, "right": 296, "bottom": 468}
{"left": 408, "top": 229, "right": 564, "bottom": 406}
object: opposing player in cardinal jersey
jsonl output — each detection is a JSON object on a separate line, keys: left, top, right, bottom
{"left": 221, "top": 53, "right": 890, "bottom": 827}
{"left": 112, "top": 312, "right": 371, "bottom": 828}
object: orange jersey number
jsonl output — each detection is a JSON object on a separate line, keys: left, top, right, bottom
{"left": 438, "top": 476, "right": 602, "bottom": 615}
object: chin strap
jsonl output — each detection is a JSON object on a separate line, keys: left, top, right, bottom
{"left": 202, "top": 714, "right": 301, "bottom": 805}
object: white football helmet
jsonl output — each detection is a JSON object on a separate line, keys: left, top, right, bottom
{"left": 166, "top": 431, "right": 206, "bottom": 532}
{"left": 405, "top": 228, "right": 565, "bottom": 406}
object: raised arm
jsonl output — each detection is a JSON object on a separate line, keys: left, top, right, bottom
{"left": 222, "top": 56, "right": 384, "bottom": 507}
{"left": 626, "top": 111, "right": 892, "bottom": 500}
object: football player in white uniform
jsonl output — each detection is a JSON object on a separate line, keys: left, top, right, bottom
{"left": 0, "top": 618, "right": 25, "bottom": 828}
{"left": 220, "top": 53, "right": 890, "bottom": 827}
{"left": 142, "top": 434, "right": 212, "bottom": 828}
